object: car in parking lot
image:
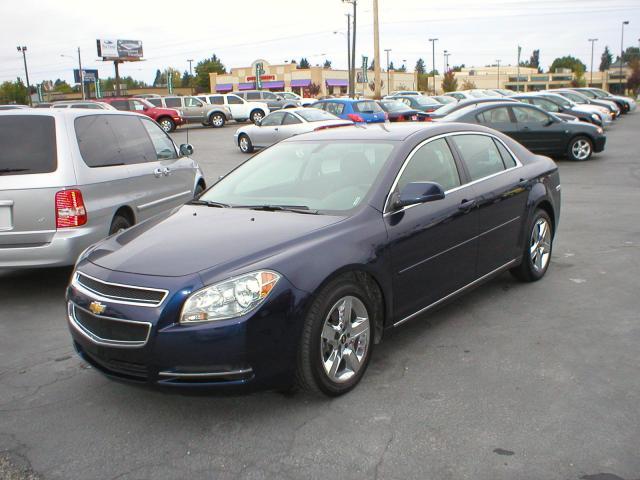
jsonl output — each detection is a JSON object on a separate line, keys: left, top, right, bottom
{"left": 572, "top": 87, "right": 636, "bottom": 114}
{"left": 442, "top": 100, "right": 606, "bottom": 161}
{"left": 537, "top": 92, "right": 611, "bottom": 127}
{"left": 234, "top": 107, "right": 351, "bottom": 153}
{"left": 378, "top": 100, "right": 430, "bottom": 122}
{"left": 49, "top": 100, "right": 115, "bottom": 110}
{"left": 145, "top": 96, "right": 232, "bottom": 128}
{"left": 547, "top": 89, "right": 620, "bottom": 119}
{"left": 445, "top": 90, "right": 493, "bottom": 101}
{"left": 66, "top": 122, "right": 560, "bottom": 396}
{"left": 427, "top": 97, "right": 518, "bottom": 119}
{"left": 100, "top": 97, "right": 185, "bottom": 132}
{"left": 197, "top": 93, "right": 270, "bottom": 124}
{"left": 311, "top": 98, "right": 387, "bottom": 123}
{"left": 233, "top": 90, "right": 300, "bottom": 110}
{"left": 0, "top": 104, "right": 30, "bottom": 110}
{"left": 513, "top": 93, "right": 603, "bottom": 125}
{"left": 0, "top": 109, "right": 205, "bottom": 269}
{"left": 277, "top": 91, "right": 317, "bottom": 107}
{"left": 393, "top": 95, "right": 443, "bottom": 113}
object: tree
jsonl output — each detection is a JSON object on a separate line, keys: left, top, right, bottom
{"left": 53, "top": 78, "right": 73, "bottom": 93}
{"left": 599, "top": 46, "right": 613, "bottom": 71}
{"left": 441, "top": 69, "right": 458, "bottom": 92}
{"left": 452, "top": 64, "right": 465, "bottom": 72}
{"left": 0, "top": 78, "right": 28, "bottom": 104}
{"left": 417, "top": 73, "right": 430, "bottom": 91}
{"left": 323, "top": 59, "right": 332, "bottom": 69}
{"left": 308, "top": 82, "right": 321, "bottom": 97}
{"left": 461, "top": 78, "right": 476, "bottom": 90}
{"left": 181, "top": 70, "right": 193, "bottom": 88}
{"left": 398, "top": 64, "right": 407, "bottom": 72}
{"left": 415, "top": 58, "right": 426, "bottom": 75}
{"left": 528, "top": 49, "right": 540, "bottom": 71}
{"left": 570, "top": 70, "right": 586, "bottom": 87}
{"left": 627, "top": 59, "right": 640, "bottom": 95}
{"left": 194, "top": 54, "right": 226, "bottom": 90}
{"left": 549, "top": 55, "right": 586, "bottom": 74}
{"left": 298, "top": 58, "right": 310, "bottom": 69}
{"left": 153, "top": 69, "right": 162, "bottom": 87}
{"left": 388, "top": 61, "right": 395, "bottom": 71}
{"left": 622, "top": 46, "right": 640, "bottom": 64}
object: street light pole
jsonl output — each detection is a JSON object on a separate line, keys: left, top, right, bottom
{"left": 77, "top": 47, "right": 85, "bottom": 100}
{"left": 429, "top": 38, "right": 438, "bottom": 94}
{"left": 496, "top": 59, "right": 501, "bottom": 88}
{"left": 443, "top": 50, "right": 448, "bottom": 73}
{"left": 384, "top": 49, "right": 391, "bottom": 95}
{"left": 588, "top": 38, "right": 598, "bottom": 86}
{"left": 372, "top": 0, "right": 381, "bottom": 98}
{"left": 620, "top": 21, "right": 629, "bottom": 94}
{"left": 16, "top": 46, "right": 32, "bottom": 106}
{"left": 343, "top": 0, "right": 357, "bottom": 98}
{"left": 346, "top": 14, "right": 351, "bottom": 97}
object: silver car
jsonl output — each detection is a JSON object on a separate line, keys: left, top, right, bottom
{"left": 146, "top": 96, "right": 231, "bottom": 128}
{"left": 0, "top": 109, "right": 205, "bottom": 269}
{"left": 234, "top": 108, "right": 352, "bottom": 153}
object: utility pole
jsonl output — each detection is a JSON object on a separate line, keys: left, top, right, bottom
{"left": 187, "top": 59, "right": 194, "bottom": 94}
{"left": 621, "top": 21, "right": 629, "bottom": 94}
{"left": 114, "top": 61, "right": 121, "bottom": 96}
{"left": 77, "top": 47, "right": 85, "bottom": 100}
{"left": 16, "top": 46, "right": 32, "bottom": 106}
{"left": 429, "top": 38, "right": 438, "bottom": 94}
{"left": 384, "top": 48, "right": 391, "bottom": 96}
{"left": 517, "top": 45, "right": 522, "bottom": 92}
{"left": 373, "top": 0, "right": 381, "bottom": 98}
{"left": 496, "top": 59, "right": 501, "bottom": 88}
{"left": 588, "top": 38, "right": 598, "bottom": 86}
{"left": 342, "top": 0, "right": 357, "bottom": 97}
{"left": 345, "top": 14, "right": 351, "bottom": 97}
{"left": 444, "top": 51, "right": 451, "bottom": 72}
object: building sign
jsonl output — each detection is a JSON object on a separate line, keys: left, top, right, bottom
{"left": 246, "top": 75, "right": 275, "bottom": 82}
{"left": 361, "top": 56, "right": 369, "bottom": 83}
{"left": 74, "top": 69, "right": 99, "bottom": 84}
{"left": 97, "top": 39, "right": 143, "bottom": 61}
{"left": 255, "top": 62, "right": 265, "bottom": 89}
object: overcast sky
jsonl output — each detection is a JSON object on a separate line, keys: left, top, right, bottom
{"left": 1, "top": 0, "right": 639, "bottom": 86}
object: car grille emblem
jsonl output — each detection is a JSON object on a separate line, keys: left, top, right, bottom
{"left": 89, "top": 301, "right": 106, "bottom": 315}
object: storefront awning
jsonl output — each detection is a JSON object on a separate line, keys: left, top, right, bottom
{"left": 262, "top": 81, "right": 285, "bottom": 89}
{"left": 326, "top": 79, "right": 348, "bottom": 87}
{"left": 215, "top": 83, "right": 233, "bottom": 92}
{"left": 291, "top": 79, "right": 311, "bottom": 87}
{"left": 238, "top": 82, "right": 255, "bottom": 90}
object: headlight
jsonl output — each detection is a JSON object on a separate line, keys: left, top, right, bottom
{"left": 596, "top": 127, "right": 603, "bottom": 134}
{"left": 180, "top": 270, "right": 280, "bottom": 323}
{"left": 591, "top": 113, "right": 599, "bottom": 120}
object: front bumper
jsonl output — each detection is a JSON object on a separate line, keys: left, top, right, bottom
{"left": 67, "top": 262, "right": 311, "bottom": 390}
{"left": 594, "top": 135, "right": 607, "bottom": 153}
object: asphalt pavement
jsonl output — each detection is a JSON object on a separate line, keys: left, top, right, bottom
{"left": 1, "top": 116, "right": 639, "bottom": 480}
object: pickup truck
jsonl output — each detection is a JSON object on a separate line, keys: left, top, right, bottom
{"left": 100, "top": 97, "right": 184, "bottom": 132}
{"left": 197, "top": 93, "right": 270, "bottom": 124}
{"left": 146, "top": 96, "right": 232, "bottom": 128}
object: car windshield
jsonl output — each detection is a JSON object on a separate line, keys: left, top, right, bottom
{"left": 296, "top": 109, "right": 339, "bottom": 122}
{"left": 381, "top": 101, "right": 410, "bottom": 112}
{"left": 468, "top": 91, "right": 487, "bottom": 98}
{"left": 200, "top": 141, "right": 395, "bottom": 212}
{"left": 589, "top": 89, "right": 608, "bottom": 98}
{"left": 579, "top": 89, "right": 597, "bottom": 99}
{"left": 560, "top": 91, "right": 587, "bottom": 103}
{"left": 543, "top": 95, "right": 574, "bottom": 108}
{"left": 413, "top": 96, "right": 437, "bottom": 105}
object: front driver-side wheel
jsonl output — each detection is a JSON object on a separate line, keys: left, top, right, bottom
{"left": 511, "top": 209, "right": 553, "bottom": 282}
{"left": 250, "top": 110, "right": 264, "bottom": 124}
{"left": 567, "top": 136, "right": 593, "bottom": 161}
{"left": 238, "top": 134, "right": 254, "bottom": 153}
{"left": 210, "top": 113, "right": 225, "bottom": 128}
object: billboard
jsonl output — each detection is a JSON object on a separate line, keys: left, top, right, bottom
{"left": 97, "top": 39, "right": 143, "bottom": 60}
{"left": 73, "top": 69, "right": 99, "bottom": 84}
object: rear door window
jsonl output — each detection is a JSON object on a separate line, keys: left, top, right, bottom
{"left": 210, "top": 96, "right": 224, "bottom": 105}
{"left": 325, "top": 102, "right": 345, "bottom": 115}
{"left": 75, "top": 115, "right": 156, "bottom": 167}
{"left": 282, "top": 113, "right": 302, "bottom": 125}
{"left": 451, "top": 134, "right": 505, "bottom": 181}
{"left": 354, "top": 101, "right": 382, "bottom": 113}
{"left": 227, "top": 95, "right": 243, "bottom": 104}
{"left": 246, "top": 92, "right": 260, "bottom": 100}
{"left": 110, "top": 100, "right": 130, "bottom": 111}
{"left": 147, "top": 98, "right": 162, "bottom": 107}
{"left": 0, "top": 115, "right": 57, "bottom": 175}
{"left": 140, "top": 119, "right": 177, "bottom": 160}
{"left": 476, "top": 107, "right": 512, "bottom": 125}
{"left": 164, "top": 98, "right": 182, "bottom": 108}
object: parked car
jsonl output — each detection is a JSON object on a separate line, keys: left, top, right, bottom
{"left": 234, "top": 108, "right": 351, "bottom": 153}
{"left": 66, "top": 122, "right": 560, "bottom": 396}
{"left": 311, "top": 98, "right": 387, "bottom": 123}
{"left": 572, "top": 87, "right": 636, "bottom": 114}
{"left": 145, "top": 96, "right": 231, "bottom": 128}
{"left": 233, "top": 90, "right": 300, "bottom": 110}
{"left": 427, "top": 97, "right": 517, "bottom": 119}
{"left": 49, "top": 101, "right": 115, "bottom": 110}
{"left": 547, "top": 89, "right": 620, "bottom": 119}
{"left": 197, "top": 93, "right": 269, "bottom": 124}
{"left": 445, "top": 90, "right": 492, "bottom": 101}
{"left": 0, "top": 109, "right": 205, "bottom": 269}
{"left": 100, "top": 97, "right": 184, "bottom": 132}
{"left": 537, "top": 92, "right": 611, "bottom": 127}
{"left": 0, "top": 105, "right": 30, "bottom": 110}
{"left": 277, "top": 91, "right": 317, "bottom": 107}
{"left": 378, "top": 100, "right": 430, "bottom": 122}
{"left": 432, "top": 95, "right": 457, "bottom": 105}
{"left": 393, "top": 95, "right": 443, "bottom": 113}
{"left": 513, "top": 94, "right": 603, "bottom": 125}
{"left": 490, "top": 88, "right": 515, "bottom": 97}
{"left": 385, "top": 90, "right": 422, "bottom": 97}
{"left": 442, "top": 101, "right": 606, "bottom": 161}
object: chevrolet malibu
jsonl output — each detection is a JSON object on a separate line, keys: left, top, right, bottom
{"left": 67, "top": 123, "right": 561, "bottom": 396}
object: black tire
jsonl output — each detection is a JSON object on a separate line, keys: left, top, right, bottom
{"left": 567, "top": 135, "right": 593, "bottom": 161}
{"left": 194, "top": 182, "right": 205, "bottom": 197}
{"left": 238, "top": 134, "right": 254, "bottom": 153}
{"left": 250, "top": 110, "right": 264, "bottom": 124}
{"left": 295, "top": 273, "right": 379, "bottom": 397}
{"left": 209, "top": 113, "right": 225, "bottom": 128}
{"left": 158, "top": 117, "right": 175, "bottom": 133}
{"left": 511, "top": 209, "right": 553, "bottom": 282}
{"left": 108, "top": 214, "right": 132, "bottom": 235}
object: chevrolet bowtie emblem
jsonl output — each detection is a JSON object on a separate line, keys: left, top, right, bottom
{"left": 89, "top": 301, "right": 106, "bottom": 315}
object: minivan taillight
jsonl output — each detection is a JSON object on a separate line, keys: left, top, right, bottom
{"left": 55, "top": 189, "right": 87, "bottom": 228}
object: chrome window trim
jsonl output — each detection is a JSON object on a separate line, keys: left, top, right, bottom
{"left": 383, "top": 131, "right": 523, "bottom": 216}
{"left": 67, "top": 302, "right": 151, "bottom": 348}
{"left": 73, "top": 271, "right": 168, "bottom": 308}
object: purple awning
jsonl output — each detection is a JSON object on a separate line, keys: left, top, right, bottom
{"left": 238, "top": 82, "right": 255, "bottom": 90}
{"left": 326, "top": 79, "right": 348, "bottom": 87}
{"left": 291, "top": 79, "right": 311, "bottom": 87}
{"left": 262, "top": 81, "right": 285, "bottom": 89}
{"left": 215, "top": 83, "right": 233, "bottom": 92}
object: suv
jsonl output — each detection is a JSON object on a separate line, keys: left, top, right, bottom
{"left": 233, "top": 90, "right": 300, "bottom": 110}
{"left": 146, "top": 96, "right": 231, "bottom": 128}
{"left": 197, "top": 93, "right": 269, "bottom": 124}
{"left": 0, "top": 109, "right": 205, "bottom": 268}
{"left": 50, "top": 101, "right": 115, "bottom": 110}
{"left": 101, "top": 97, "right": 184, "bottom": 132}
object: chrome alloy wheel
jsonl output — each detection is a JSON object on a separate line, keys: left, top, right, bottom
{"left": 571, "top": 139, "right": 591, "bottom": 160}
{"left": 239, "top": 136, "right": 250, "bottom": 152}
{"left": 320, "top": 296, "right": 370, "bottom": 383}
{"left": 159, "top": 120, "right": 173, "bottom": 132}
{"left": 530, "top": 218, "right": 551, "bottom": 272}
{"left": 211, "top": 115, "right": 224, "bottom": 127}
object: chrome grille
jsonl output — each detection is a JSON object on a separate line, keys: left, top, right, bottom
{"left": 68, "top": 303, "right": 151, "bottom": 348}
{"left": 73, "top": 272, "right": 167, "bottom": 307}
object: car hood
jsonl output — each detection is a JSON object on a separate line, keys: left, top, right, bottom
{"left": 87, "top": 205, "right": 345, "bottom": 277}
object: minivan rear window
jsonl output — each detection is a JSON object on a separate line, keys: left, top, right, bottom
{"left": 0, "top": 115, "right": 57, "bottom": 176}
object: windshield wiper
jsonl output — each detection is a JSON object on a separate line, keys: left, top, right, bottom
{"left": 234, "top": 204, "right": 319, "bottom": 214}
{"left": 188, "top": 199, "right": 230, "bottom": 208}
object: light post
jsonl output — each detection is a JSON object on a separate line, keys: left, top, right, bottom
{"left": 429, "top": 38, "right": 438, "bottom": 94}
{"left": 61, "top": 48, "right": 86, "bottom": 100}
{"left": 496, "top": 59, "right": 501, "bottom": 88}
{"left": 588, "top": 38, "right": 598, "bottom": 86}
{"left": 620, "top": 21, "right": 629, "bottom": 94}
{"left": 342, "top": 0, "right": 357, "bottom": 98}
{"left": 444, "top": 51, "right": 451, "bottom": 72}
{"left": 16, "top": 46, "right": 32, "bottom": 106}
{"left": 384, "top": 48, "right": 391, "bottom": 95}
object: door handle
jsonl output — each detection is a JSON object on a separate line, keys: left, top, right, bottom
{"left": 153, "top": 168, "right": 163, "bottom": 178}
{"left": 274, "top": 127, "right": 279, "bottom": 131}
{"left": 521, "top": 126, "right": 530, "bottom": 131}
{"left": 458, "top": 199, "right": 476, "bottom": 212}
{"left": 162, "top": 167, "right": 171, "bottom": 176}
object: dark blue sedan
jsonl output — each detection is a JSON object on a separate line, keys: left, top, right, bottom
{"left": 311, "top": 98, "right": 387, "bottom": 123}
{"left": 67, "top": 123, "right": 560, "bottom": 396}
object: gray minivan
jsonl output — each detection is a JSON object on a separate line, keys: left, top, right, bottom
{"left": 0, "top": 109, "right": 205, "bottom": 269}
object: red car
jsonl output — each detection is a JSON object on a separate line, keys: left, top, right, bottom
{"left": 100, "top": 97, "right": 184, "bottom": 132}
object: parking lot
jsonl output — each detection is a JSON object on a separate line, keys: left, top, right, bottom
{"left": 1, "top": 116, "right": 639, "bottom": 480}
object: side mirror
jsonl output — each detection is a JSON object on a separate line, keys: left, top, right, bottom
{"left": 392, "top": 181, "right": 445, "bottom": 210}
{"left": 179, "top": 144, "right": 194, "bottom": 156}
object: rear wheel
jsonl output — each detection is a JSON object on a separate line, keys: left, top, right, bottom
{"left": 567, "top": 136, "right": 593, "bottom": 161}
{"left": 238, "top": 134, "right": 254, "bottom": 153}
{"left": 108, "top": 214, "right": 132, "bottom": 235}
{"left": 250, "top": 110, "right": 264, "bottom": 124}
{"left": 158, "top": 117, "right": 175, "bottom": 133}
{"left": 209, "top": 113, "right": 225, "bottom": 128}
{"left": 511, "top": 209, "right": 553, "bottom": 282}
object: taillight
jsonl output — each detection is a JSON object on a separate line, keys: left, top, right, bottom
{"left": 347, "top": 113, "right": 365, "bottom": 122}
{"left": 55, "top": 189, "right": 87, "bottom": 228}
